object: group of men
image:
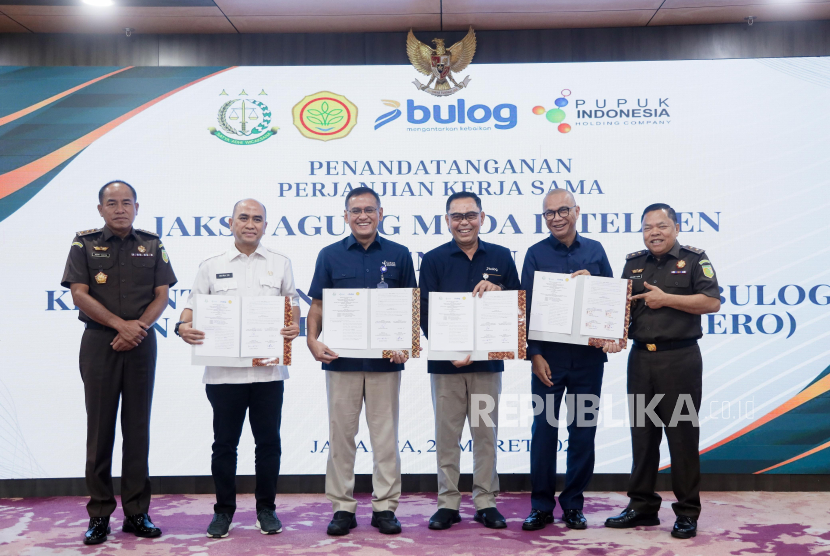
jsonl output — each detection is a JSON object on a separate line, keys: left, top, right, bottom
{"left": 63, "top": 181, "right": 719, "bottom": 546}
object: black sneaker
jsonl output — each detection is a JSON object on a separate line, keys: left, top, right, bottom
{"left": 206, "top": 513, "right": 232, "bottom": 538}
{"left": 327, "top": 511, "right": 357, "bottom": 536}
{"left": 371, "top": 510, "right": 402, "bottom": 534}
{"left": 83, "top": 517, "right": 110, "bottom": 545}
{"left": 256, "top": 509, "right": 283, "bottom": 535}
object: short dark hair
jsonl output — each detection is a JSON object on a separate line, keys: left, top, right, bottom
{"left": 345, "top": 186, "right": 381, "bottom": 209}
{"left": 99, "top": 180, "right": 137, "bottom": 204}
{"left": 232, "top": 198, "right": 267, "bottom": 221}
{"left": 446, "top": 191, "right": 482, "bottom": 213}
{"left": 641, "top": 203, "right": 677, "bottom": 224}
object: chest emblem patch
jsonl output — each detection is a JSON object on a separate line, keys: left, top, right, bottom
{"left": 95, "top": 271, "right": 108, "bottom": 284}
{"left": 676, "top": 260, "right": 686, "bottom": 269}
{"left": 137, "top": 245, "right": 147, "bottom": 253}
{"left": 632, "top": 269, "right": 644, "bottom": 274}
{"left": 93, "top": 246, "right": 109, "bottom": 251}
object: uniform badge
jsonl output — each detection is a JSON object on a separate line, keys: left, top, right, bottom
{"left": 93, "top": 246, "right": 108, "bottom": 251}
{"left": 161, "top": 249, "right": 169, "bottom": 264}
{"left": 483, "top": 273, "right": 489, "bottom": 280}
{"left": 72, "top": 242, "right": 83, "bottom": 248}
{"left": 676, "top": 260, "right": 686, "bottom": 269}
{"left": 137, "top": 245, "right": 147, "bottom": 253}
{"left": 95, "top": 271, "right": 108, "bottom": 284}
{"left": 632, "top": 269, "right": 643, "bottom": 274}
{"left": 702, "top": 265, "right": 715, "bottom": 278}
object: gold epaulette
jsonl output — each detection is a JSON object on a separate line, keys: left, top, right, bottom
{"left": 76, "top": 228, "right": 100, "bottom": 236}
{"left": 681, "top": 245, "right": 704, "bottom": 254}
{"left": 135, "top": 228, "right": 159, "bottom": 237}
{"left": 626, "top": 250, "right": 648, "bottom": 260}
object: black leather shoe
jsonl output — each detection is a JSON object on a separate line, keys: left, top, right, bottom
{"left": 371, "top": 511, "right": 402, "bottom": 534}
{"left": 83, "top": 517, "right": 110, "bottom": 545}
{"left": 604, "top": 509, "right": 660, "bottom": 529}
{"left": 474, "top": 507, "right": 507, "bottom": 529}
{"left": 522, "top": 509, "right": 553, "bottom": 531}
{"left": 428, "top": 508, "right": 462, "bottom": 530}
{"left": 563, "top": 509, "right": 587, "bottom": 530}
{"left": 671, "top": 516, "right": 697, "bottom": 539}
{"left": 327, "top": 511, "right": 357, "bottom": 536}
{"left": 122, "top": 513, "right": 162, "bottom": 538}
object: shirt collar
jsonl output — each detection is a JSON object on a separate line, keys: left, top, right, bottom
{"left": 648, "top": 240, "right": 682, "bottom": 261}
{"left": 346, "top": 233, "right": 381, "bottom": 251}
{"left": 449, "top": 238, "right": 487, "bottom": 256}
{"left": 228, "top": 242, "right": 266, "bottom": 261}
{"left": 547, "top": 232, "right": 581, "bottom": 251}
{"left": 101, "top": 225, "right": 136, "bottom": 241}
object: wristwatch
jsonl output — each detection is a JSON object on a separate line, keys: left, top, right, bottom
{"left": 174, "top": 321, "right": 189, "bottom": 337}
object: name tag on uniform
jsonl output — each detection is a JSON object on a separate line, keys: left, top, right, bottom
{"left": 131, "top": 253, "right": 154, "bottom": 257}
{"left": 629, "top": 274, "right": 642, "bottom": 279}
{"left": 216, "top": 273, "right": 233, "bottom": 279}
{"left": 92, "top": 253, "right": 110, "bottom": 258}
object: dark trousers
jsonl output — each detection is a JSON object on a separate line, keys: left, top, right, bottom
{"left": 205, "top": 381, "right": 284, "bottom": 516}
{"left": 626, "top": 344, "right": 703, "bottom": 518}
{"left": 530, "top": 363, "right": 604, "bottom": 512}
{"left": 79, "top": 327, "right": 156, "bottom": 518}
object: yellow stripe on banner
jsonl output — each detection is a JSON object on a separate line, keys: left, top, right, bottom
{"left": 755, "top": 439, "right": 830, "bottom": 474}
{"left": 0, "top": 66, "right": 134, "bottom": 128}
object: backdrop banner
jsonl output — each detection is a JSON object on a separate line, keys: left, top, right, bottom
{"left": 1, "top": 58, "right": 829, "bottom": 479}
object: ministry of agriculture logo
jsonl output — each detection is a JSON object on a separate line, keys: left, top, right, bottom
{"left": 292, "top": 91, "right": 358, "bottom": 141}
{"left": 209, "top": 89, "right": 279, "bottom": 145}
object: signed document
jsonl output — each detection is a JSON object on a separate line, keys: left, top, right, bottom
{"left": 579, "top": 276, "right": 629, "bottom": 339}
{"left": 240, "top": 296, "right": 286, "bottom": 358}
{"left": 476, "top": 290, "right": 519, "bottom": 352}
{"left": 323, "top": 289, "right": 369, "bottom": 350}
{"left": 528, "top": 272, "right": 631, "bottom": 346}
{"left": 370, "top": 288, "right": 413, "bottom": 350}
{"left": 528, "top": 272, "right": 577, "bottom": 335}
{"left": 429, "top": 293, "right": 475, "bottom": 352}
{"left": 194, "top": 295, "right": 240, "bottom": 358}
{"left": 321, "top": 288, "right": 421, "bottom": 358}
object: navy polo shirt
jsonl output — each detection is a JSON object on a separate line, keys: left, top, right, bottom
{"left": 521, "top": 233, "right": 613, "bottom": 369}
{"left": 419, "top": 239, "right": 521, "bottom": 374}
{"left": 309, "top": 233, "right": 417, "bottom": 372}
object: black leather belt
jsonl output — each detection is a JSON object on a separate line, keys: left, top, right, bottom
{"left": 633, "top": 339, "right": 697, "bottom": 352}
{"left": 85, "top": 321, "right": 117, "bottom": 333}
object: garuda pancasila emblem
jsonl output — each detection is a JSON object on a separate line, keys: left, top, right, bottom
{"left": 406, "top": 27, "right": 476, "bottom": 97}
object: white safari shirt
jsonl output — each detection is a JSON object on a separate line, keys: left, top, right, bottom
{"left": 186, "top": 242, "right": 300, "bottom": 384}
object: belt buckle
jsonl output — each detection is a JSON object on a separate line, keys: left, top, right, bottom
{"left": 647, "top": 344, "right": 657, "bottom": 352}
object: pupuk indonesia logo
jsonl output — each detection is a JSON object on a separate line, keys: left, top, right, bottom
{"left": 293, "top": 91, "right": 358, "bottom": 141}
{"left": 533, "top": 89, "right": 572, "bottom": 134}
{"left": 209, "top": 89, "right": 279, "bottom": 145}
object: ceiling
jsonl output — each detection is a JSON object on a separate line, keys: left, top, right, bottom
{"left": 1, "top": 0, "right": 829, "bottom": 34}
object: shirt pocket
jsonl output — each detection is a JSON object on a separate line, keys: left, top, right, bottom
{"left": 213, "top": 280, "right": 238, "bottom": 293}
{"left": 383, "top": 267, "right": 401, "bottom": 286}
{"left": 260, "top": 276, "right": 281, "bottom": 294}
{"left": 332, "top": 266, "right": 356, "bottom": 285}
{"left": 663, "top": 272, "right": 691, "bottom": 291}
{"left": 584, "top": 262, "right": 602, "bottom": 276}
{"left": 131, "top": 257, "right": 155, "bottom": 285}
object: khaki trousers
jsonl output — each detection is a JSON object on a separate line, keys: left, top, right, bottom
{"left": 431, "top": 372, "right": 501, "bottom": 511}
{"left": 325, "top": 370, "right": 402, "bottom": 513}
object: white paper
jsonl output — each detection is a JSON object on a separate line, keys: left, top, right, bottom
{"left": 370, "top": 288, "right": 413, "bottom": 349}
{"left": 240, "top": 296, "right": 285, "bottom": 357}
{"left": 429, "top": 293, "right": 475, "bottom": 352}
{"left": 194, "top": 295, "right": 240, "bottom": 357}
{"left": 475, "top": 290, "right": 519, "bottom": 352}
{"left": 323, "top": 289, "right": 369, "bottom": 350}
{"left": 579, "top": 276, "right": 629, "bottom": 339}
{"left": 529, "top": 272, "right": 577, "bottom": 334}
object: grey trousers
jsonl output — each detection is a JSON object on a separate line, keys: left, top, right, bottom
{"left": 325, "top": 371, "right": 402, "bottom": 513}
{"left": 431, "top": 372, "right": 502, "bottom": 511}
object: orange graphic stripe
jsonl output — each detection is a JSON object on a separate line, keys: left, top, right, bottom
{"left": 0, "top": 67, "right": 235, "bottom": 201}
{"left": 658, "top": 373, "right": 830, "bottom": 472}
{"left": 0, "top": 66, "right": 134, "bottom": 128}
{"left": 755, "top": 439, "right": 830, "bottom": 474}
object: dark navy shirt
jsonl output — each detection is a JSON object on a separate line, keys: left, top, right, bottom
{"left": 419, "top": 239, "right": 521, "bottom": 374}
{"left": 521, "top": 233, "right": 613, "bottom": 369}
{"left": 309, "top": 233, "right": 417, "bottom": 372}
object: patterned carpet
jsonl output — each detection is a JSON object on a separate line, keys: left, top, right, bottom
{"left": 1, "top": 491, "right": 829, "bottom": 555}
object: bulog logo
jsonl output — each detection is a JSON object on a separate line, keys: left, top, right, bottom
{"left": 405, "top": 99, "right": 517, "bottom": 129}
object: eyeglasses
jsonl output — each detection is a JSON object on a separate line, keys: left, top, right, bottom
{"left": 543, "top": 205, "right": 577, "bottom": 220}
{"left": 348, "top": 207, "right": 378, "bottom": 216}
{"left": 448, "top": 211, "right": 481, "bottom": 223}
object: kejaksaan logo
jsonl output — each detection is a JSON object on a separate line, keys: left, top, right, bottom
{"left": 374, "top": 99, "right": 517, "bottom": 131}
